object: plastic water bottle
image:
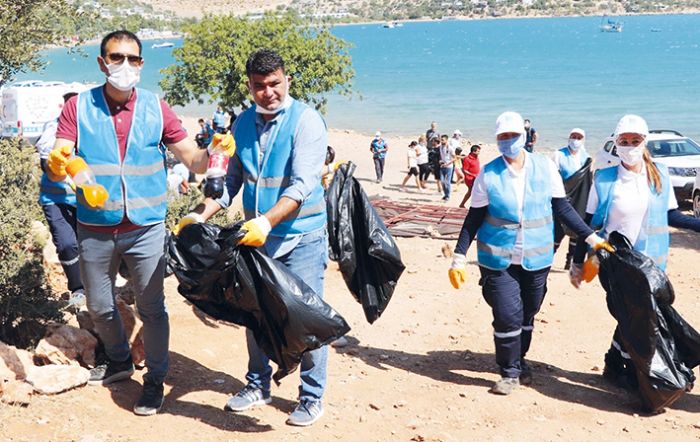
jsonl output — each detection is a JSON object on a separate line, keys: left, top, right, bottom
{"left": 65, "top": 157, "right": 109, "bottom": 208}
{"left": 204, "top": 134, "right": 231, "bottom": 199}
{"left": 582, "top": 254, "right": 600, "bottom": 283}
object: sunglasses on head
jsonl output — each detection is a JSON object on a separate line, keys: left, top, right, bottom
{"left": 106, "top": 52, "right": 143, "bottom": 65}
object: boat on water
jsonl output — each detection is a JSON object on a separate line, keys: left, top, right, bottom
{"left": 382, "top": 22, "right": 395, "bottom": 28}
{"left": 151, "top": 42, "right": 174, "bottom": 49}
{"left": 600, "top": 16, "right": 623, "bottom": 32}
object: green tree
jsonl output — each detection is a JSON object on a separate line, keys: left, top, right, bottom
{"left": 0, "top": 0, "right": 90, "bottom": 86}
{"left": 160, "top": 13, "right": 354, "bottom": 115}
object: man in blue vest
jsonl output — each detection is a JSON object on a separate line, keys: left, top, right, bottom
{"left": 47, "top": 30, "right": 210, "bottom": 416}
{"left": 212, "top": 106, "right": 227, "bottom": 133}
{"left": 178, "top": 49, "right": 329, "bottom": 427}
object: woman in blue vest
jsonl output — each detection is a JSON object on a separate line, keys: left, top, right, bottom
{"left": 448, "top": 111, "right": 612, "bottom": 396}
{"left": 551, "top": 128, "right": 590, "bottom": 269}
{"left": 570, "top": 114, "right": 700, "bottom": 388}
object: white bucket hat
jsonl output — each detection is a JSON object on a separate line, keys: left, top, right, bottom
{"left": 495, "top": 111, "right": 525, "bottom": 136}
{"left": 614, "top": 115, "right": 649, "bottom": 137}
{"left": 570, "top": 128, "right": 586, "bottom": 138}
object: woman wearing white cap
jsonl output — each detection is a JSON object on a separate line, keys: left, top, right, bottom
{"left": 551, "top": 128, "right": 590, "bottom": 269}
{"left": 570, "top": 114, "right": 700, "bottom": 388}
{"left": 370, "top": 131, "right": 388, "bottom": 183}
{"left": 448, "top": 111, "right": 613, "bottom": 395}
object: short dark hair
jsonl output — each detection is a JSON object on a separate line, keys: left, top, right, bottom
{"left": 471, "top": 144, "right": 481, "bottom": 153}
{"left": 100, "top": 30, "right": 142, "bottom": 58}
{"left": 325, "top": 145, "right": 335, "bottom": 164}
{"left": 524, "top": 119, "right": 531, "bottom": 124}
{"left": 409, "top": 141, "right": 417, "bottom": 146}
{"left": 62, "top": 92, "right": 78, "bottom": 102}
{"left": 440, "top": 134, "right": 449, "bottom": 140}
{"left": 246, "top": 49, "right": 285, "bottom": 77}
{"left": 198, "top": 118, "right": 204, "bottom": 123}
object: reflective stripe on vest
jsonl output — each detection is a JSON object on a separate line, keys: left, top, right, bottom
{"left": 591, "top": 164, "right": 670, "bottom": 269}
{"left": 557, "top": 146, "right": 589, "bottom": 180}
{"left": 476, "top": 154, "right": 554, "bottom": 271}
{"left": 76, "top": 86, "right": 165, "bottom": 226}
{"left": 39, "top": 173, "right": 76, "bottom": 206}
{"left": 234, "top": 99, "right": 327, "bottom": 236}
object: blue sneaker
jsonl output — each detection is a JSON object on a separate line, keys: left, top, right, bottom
{"left": 225, "top": 385, "right": 271, "bottom": 412}
{"left": 286, "top": 399, "right": 324, "bottom": 426}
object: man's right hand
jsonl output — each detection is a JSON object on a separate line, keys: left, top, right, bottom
{"left": 173, "top": 212, "right": 204, "bottom": 235}
{"left": 47, "top": 146, "right": 73, "bottom": 180}
{"left": 569, "top": 263, "right": 583, "bottom": 289}
{"left": 448, "top": 253, "right": 467, "bottom": 289}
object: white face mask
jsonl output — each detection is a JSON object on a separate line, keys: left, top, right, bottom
{"left": 106, "top": 59, "right": 141, "bottom": 92}
{"left": 568, "top": 139, "right": 584, "bottom": 151}
{"left": 255, "top": 77, "right": 292, "bottom": 115}
{"left": 616, "top": 144, "right": 644, "bottom": 165}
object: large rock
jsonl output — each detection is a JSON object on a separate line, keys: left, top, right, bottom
{"left": 25, "top": 364, "right": 89, "bottom": 395}
{"left": 1, "top": 380, "right": 33, "bottom": 405}
{"left": 116, "top": 298, "right": 145, "bottom": 367}
{"left": 0, "top": 355, "right": 16, "bottom": 383}
{"left": 34, "top": 324, "right": 97, "bottom": 367}
{"left": 0, "top": 341, "right": 36, "bottom": 380}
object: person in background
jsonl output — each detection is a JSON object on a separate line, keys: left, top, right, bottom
{"left": 48, "top": 30, "right": 210, "bottom": 416}
{"left": 176, "top": 49, "right": 331, "bottom": 427}
{"left": 195, "top": 118, "right": 214, "bottom": 148}
{"left": 401, "top": 140, "right": 423, "bottom": 192}
{"left": 428, "top": 136, "right": 443, "bottom": 193}
{"left": 524, "top": 119, "right": 537, "bottom": 153}
{"left": 459, "top": 144, "right": 481, "bottom": 208}
{"left": 448, "top": 111, "right": 612, "bottom": 396}
{"left": 449, "top": 129, "right": 463, "bottom": 151}
{"left": 569, "top": 114, "right": 700, "bottom": 389}
{"left": 36, "top": 91, "right": 85, "bottom": 309}
{"left": 370, "top": 131, "right": 388, "bottom": 183}
{"left": 416, "top": 134, "right": 430, "bottom": 189}
{"left": 212, "top": 106, "right": 227, "bottom": 133}
{"left": 167, "top": 162, "right": 191, "bottom": 196}
{"left": 426, "top": 121, "right": 440, "bottom": 146}
{"left": 551, "top": 128, "right": 589, "bottom": 269}
{"left": 438, "top": 134, "right": 456, "bottom": 201}
{"left": 321, "top": 145, "right": 338, "bottom": 190}
{"left": 451, "top": 147, "right": 466, "bottom": 187}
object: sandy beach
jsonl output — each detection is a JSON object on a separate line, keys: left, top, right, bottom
{"left": 2, "top": 116, "right": 700, "bottom": 441}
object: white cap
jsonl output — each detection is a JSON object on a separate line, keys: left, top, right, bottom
{"left": 375, "top": 131, "right": 381, "bottom": 137}
{"left": 453, "top": 129, "right": 462, "bottom": 136}
{"left": 570, "top": 128, "right": 585, "bottom": 138}
{"left": 495, "top": 111, "right": 525, "bottom": 136}
{"left": 614, "top": 114, "right": 648, "bottom": 137}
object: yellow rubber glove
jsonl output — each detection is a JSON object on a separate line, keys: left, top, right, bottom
{"left": 586, "top": 233, "right": 616, "bottom": 253}
{"left": 209, "top": 132, "right": 236, "bottom": 157}
{"left": 448, "top": 253, "right": 467, "bottom": 289}
{"left": 47, "top": 146, "right": 73, "bottom": 179}
{"left": 333, "top": 160, "right": 347, "bottom": 172}
{"left": 239, "top": 216, "right": 272, "bottom": 247}
{"left": 173, "top": 212, "right": 204, "bottom": 235}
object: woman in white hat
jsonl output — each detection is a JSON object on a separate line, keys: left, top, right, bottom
{"left": 570, "top": 114, "right": 700, "bottom": 388}
{"left": 448, "top": 111, "right": 612, "bottom": 395}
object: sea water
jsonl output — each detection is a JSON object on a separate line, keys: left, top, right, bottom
{"left": 16, "top": 14, "right": 700, "bottom": 149}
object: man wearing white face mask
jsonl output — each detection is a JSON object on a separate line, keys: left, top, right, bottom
{"left": 180, "top": 49, "right": 329, "bottom": 427}
{"left": 570, "top": 114, "right": 700, "bottom": 389}
{"left": 47, "top": 30, "right": 209, "bottom": 416}
{"left": 551, "top": 128, "right": 591, "bottom": 269}
{"left": 447, "top": 111, "right": 613, "bottom": 396}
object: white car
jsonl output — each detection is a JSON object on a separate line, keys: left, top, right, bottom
{"left": 594, "top": 130, "right": 700, "bottom": 200}
{"left": 693, "top": 172, "right": 700, "bottom": 218}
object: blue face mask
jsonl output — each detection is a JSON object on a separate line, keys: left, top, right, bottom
{"left": 497, "top": 135, "right": 525, "bottom": 159}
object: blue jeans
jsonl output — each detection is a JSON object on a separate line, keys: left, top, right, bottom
{"left": 78, "top": 223, "right": 168, "bottom": 384}
{"left": 43, "top": 203, "right": 82, "bottom": 292}
{"left": 440, "top": 166, "right": 454, "bottom": 199}
{"left": 245, "top": 228, "right": 329, "bottom": 402}
{"left": 479, "top": 265, "right": 549, "bottom": 378}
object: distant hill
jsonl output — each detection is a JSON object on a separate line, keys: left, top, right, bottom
{"left": 130, "top": 0, "right": 700, "bottom": 20}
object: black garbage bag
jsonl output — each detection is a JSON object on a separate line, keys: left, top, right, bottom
{"left": 555, "top": 157, "right": 593, "bottom": 238}
{"left": 167, "top": 222, "right": 350, "bottom": 383}
{"left": 597, "top": 231, "right": 700, "bottom": 412}
{"left": 326, "top": 161, "right": 405, "bottom": 323}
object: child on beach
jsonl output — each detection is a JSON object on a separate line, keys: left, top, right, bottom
{"left": 401, "top": 141, "right": 423, "bottom": 192}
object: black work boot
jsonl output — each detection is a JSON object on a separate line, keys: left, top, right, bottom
{"left": 133, "top": 377, "right": 164, "bottom": 416}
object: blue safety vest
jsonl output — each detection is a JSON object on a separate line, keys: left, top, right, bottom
{"left": 234, "top": 99, "right": 326, "bottom": 237}
{"left": 39, "top": 173, "right": 76, "bottom": 206}
{"left": 476, "top": 154, "right": 554, "bottom": 271}
{"left": 557, "top": 146, "right": 589, "bottom": 180}
{"left": 590, "top": 164, "right": 670, "bottom": 269}
{"left": 75, "top": 86, "right": 166, "bottom": 226}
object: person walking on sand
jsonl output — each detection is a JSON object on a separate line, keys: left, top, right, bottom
{"left": 416, "top": 135, "right": 430, "bottom": 188}
{"left": 175, "top": 49, "right": 331, "bottom": 427}
{"left": 438, "top": 134, "right": 456, "bottom": 201}
{"left": 569, "top": 114, "right": 700, "bottom": 390}
{"left": 212, "top": 105, "right": 227, "bottom": 133}
{"left": 428, "top": 136, "right": 443, "bottom": 193}
{"left": 401, "top": 141, "right": 423, "bottom": 192}
{"left": 459, "top": 144, "right": 481, "bottom": 208}
{"left": 370, "top": 131, "right": 388, "bottom": 183}
{"left": 524, "top": 118, "right": 538, "bottom": 153}
{"left": 447, "top": 111, "right": 613, "bottom": 396}
{"left": 426, "top": 121, "right": 440, "bottom": 145}
{"left": 47, "top": 30, "right": 210, "bottom": 416}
